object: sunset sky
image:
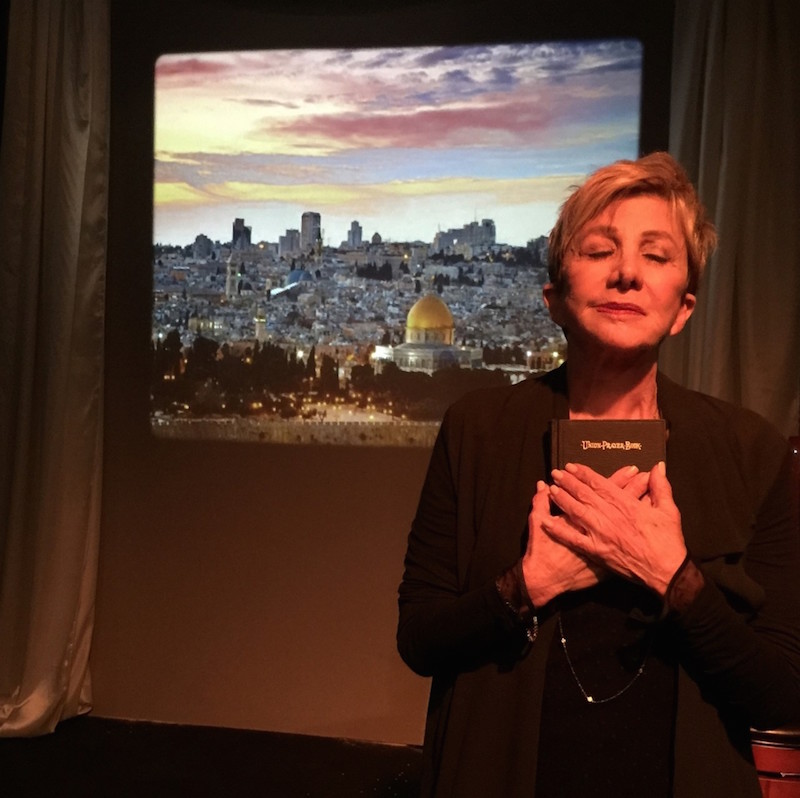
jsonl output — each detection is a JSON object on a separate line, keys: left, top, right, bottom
{"left": 153, "top": 39, "right": 642, "bottom": 248}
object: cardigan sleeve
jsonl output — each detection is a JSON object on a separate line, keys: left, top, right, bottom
{"left": 396, "top": 405, "right": 530, "bottom": 677}
{"left": 669, "top": 443, "right": 800, "bottom": 730}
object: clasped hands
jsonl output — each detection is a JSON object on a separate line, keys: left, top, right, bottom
{"left": 522, "top": 462, "right": 688, "bottom": 608}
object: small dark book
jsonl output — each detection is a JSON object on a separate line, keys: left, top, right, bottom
{"left": 550, "top": 419, "right": 667, "bottom": 477}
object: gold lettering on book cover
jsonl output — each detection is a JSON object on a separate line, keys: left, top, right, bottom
{"left": 580, "top": 440, "right": 644, "bottom": 451}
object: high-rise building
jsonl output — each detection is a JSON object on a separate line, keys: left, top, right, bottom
{"left": 225, "top": 255, "right": 238, "bottom": 299}
{"left": 279, "top": 229, "right": 300, "bottom": 257}
{"left": 300, "top": 211, "right": 321, "bottom": 253}
{"left": 232, "top": 218, "right": 252, "bottom": 250}
{"left": 347, "top": 220, "right": 362, "bottom": 249}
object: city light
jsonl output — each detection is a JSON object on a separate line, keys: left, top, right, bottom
{"left": 150, "top": 38, "right": 641, "bottom": 445}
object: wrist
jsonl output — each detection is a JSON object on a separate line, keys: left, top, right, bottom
{"left": 496, "top": 560, "right": 539, "bottom": 642}
{"left": 651, "top": 546, "right": 690, "bottom": 599}
{"left": 521, "top": 556, "right": 559, "bottom": 608}
{"left": 661, "top": 553, "right": 704, "bottom": 618}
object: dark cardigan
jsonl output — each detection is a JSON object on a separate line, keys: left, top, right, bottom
{"left": 397, "top": 365, "right": 800, "bottom": 797}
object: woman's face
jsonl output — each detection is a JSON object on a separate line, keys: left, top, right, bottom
{"left": 543, "top": 194, "right": 696, "bottom": 356}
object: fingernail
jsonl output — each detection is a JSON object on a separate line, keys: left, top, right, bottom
{"left": 551, "top": 469, "right": 564, "bottom": 482}
{"left": 628, "top": 465, "right": 639, "bottom": 474}
{"left": 657, "top": 460, "right": 666, "bottom": 474}
{"left": 564, "top": 462, "right": 577, "bottom": 473}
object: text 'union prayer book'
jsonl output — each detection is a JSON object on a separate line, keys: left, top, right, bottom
{"left": 550, "top": 419, "right": 667, "bottom": 477}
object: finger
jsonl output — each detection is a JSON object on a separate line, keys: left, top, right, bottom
{"left": 559, "top": 461, "right": 606, "bottom": 486}
{"left": 528, "top": 480, "right": 553, "bottom": 552}
{"left": 547, "top": 483, "right": 595, "bottom": 532}
{"left": 531, "top": 479, "right": 550, "bottom": 511}
{"left": 608, "top": 465, "right": 640, "bottom": 488}
{"left": 558, "top": 462, "right": 622, "bottom": 495}
{"left": 622, "top": 470, "right": 651, "bottom": 499}
{"left": 647, "top": 461, "right": 675, "bottom": 508}
{"left": 608, "top": 465, "right": 651, "bottom": 499}
{"left": 541, "top": 515, "right": 592, "bottom": 556}
{"left": 552, "top": 464, "right": 620, "bottom": 506}
{"left": 547, "top": 481, "right": 574, "bottom": 514}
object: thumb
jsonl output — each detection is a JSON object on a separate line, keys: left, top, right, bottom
{"left": 531, "top": 479, "right": 550, "bottom": 511}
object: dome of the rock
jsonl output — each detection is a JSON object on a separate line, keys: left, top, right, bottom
{"left": 406, "top": 294, "right": 454, "bottom": 331}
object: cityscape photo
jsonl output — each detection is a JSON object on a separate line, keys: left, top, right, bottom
{"left": 151, "top": 39, "right": 643, "bottom": 446}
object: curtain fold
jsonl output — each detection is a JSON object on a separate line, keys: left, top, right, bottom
{"left": 661, "top": 0, "right": 800, "bottom": 437}
{"left": 0, "top": 0, "right": 108, "bottom": 736}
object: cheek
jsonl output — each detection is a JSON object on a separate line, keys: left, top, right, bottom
{"left": 546, "top": 291, "right": 583, "bottom": 332}
{"left": 544, "top": 289, "right": 566, "bottom": 326}
{"left": 655, "top": 277, "right": 691, "bottom": 308}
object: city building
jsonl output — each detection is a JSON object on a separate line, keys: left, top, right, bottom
{"left": 347, "top": 220, "right": 362, "bottom": 249}
{"left": 300, "top": 212, "right": 321, "bottom": 254}
{"left": 232, "top": 218, "right": 252, "bottom": 250}
{"left": 192, "top": 234, "right": 214, "bottom": 259}
{"left": 279, "top": 229, "right": 300, "bottom": 257}
{"left": 372, "top": 294, "right": 483, "bottom": 375}
{"left": 225, "top": 254, "right": 238, "bottom": 299}
{"left": 432, "top": 218, "right": 495, "bottom": 256}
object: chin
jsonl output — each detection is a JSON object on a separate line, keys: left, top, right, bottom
{"left": 574, "top": 332, "right": 662, "bottom": 363}
{"left": 576, "top": 325, "right": 658, "bottom": 351}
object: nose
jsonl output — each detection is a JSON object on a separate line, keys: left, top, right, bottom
{"left": 609, "top": 250, "right": 642, "bottom": 291}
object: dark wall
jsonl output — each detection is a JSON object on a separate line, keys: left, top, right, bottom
{"left": 95, "top": 0, "right": 674, "bottom": 743}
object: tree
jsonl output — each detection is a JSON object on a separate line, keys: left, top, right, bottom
{"left": 162, "top": 329, "right": 183, "bottom": 377}
{"left": 305, "top": 345, "right": 317, "bottom": 379}
{"left": 350, "top": 363, "right": 375, "bottom": 392}
{"left": 318, "top": 354, "right": 339, "bottom": 395}
{"left": 184, "top": 335, "right": 219, "bottom": 382}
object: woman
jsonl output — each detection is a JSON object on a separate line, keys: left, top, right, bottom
{"left": 397, "top": 152, "right": 800, "bottom": 797}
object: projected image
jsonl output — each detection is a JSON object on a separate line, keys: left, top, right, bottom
{"left": 151, "top": 40, "right": 642, "bottom": 446}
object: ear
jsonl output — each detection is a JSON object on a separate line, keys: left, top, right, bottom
{"left": 668, "top": 292, "right": 696, "bottom": 337}
{"left": 543, "top": 282, "right": 563, "bottom": 325}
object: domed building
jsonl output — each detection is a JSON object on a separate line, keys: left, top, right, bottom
{"left": 404, "top": 294, "right": 455, "bottom": 345}
{"left": 372, "top": 294, "right": 483, "bottom": 375}
{"left": 286, "top": 266, "right": 314, "bottom": 285}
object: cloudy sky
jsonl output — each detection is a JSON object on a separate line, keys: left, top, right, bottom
{"left": 153, "top": 39, "right": 642, "bottom": 248}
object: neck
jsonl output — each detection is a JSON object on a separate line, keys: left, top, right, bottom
{"left": 566, "top": 347, "right": 660, "bottom": 420}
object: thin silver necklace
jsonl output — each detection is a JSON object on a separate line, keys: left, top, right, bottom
{"left": 558, "top": 615, "right": 650, "bottom": 705}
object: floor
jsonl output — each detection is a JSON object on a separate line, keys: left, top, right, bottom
{"left": 0, "top": 715, "right": 423, "bottom": 797}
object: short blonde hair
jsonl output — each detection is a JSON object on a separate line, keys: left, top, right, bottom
{"left": 548, "top": 152, "right": 717, "bottom": 295}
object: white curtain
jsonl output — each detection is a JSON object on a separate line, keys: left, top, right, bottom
{"left": 0, "top": 0, "right": 108, "bottom": 735}
{"left": 661, "top": 0, "right": 800, "bottom": 438}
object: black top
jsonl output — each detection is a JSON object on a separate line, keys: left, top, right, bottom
{"left": 397, "top": 364, "right": 800, "bottom": 797}
{"left": 536, "top": 580, "right": 675, "bottom": 797}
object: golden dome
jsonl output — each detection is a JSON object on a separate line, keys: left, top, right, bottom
{"left": 406, "top": 294, "right": 454, "bottom": 330}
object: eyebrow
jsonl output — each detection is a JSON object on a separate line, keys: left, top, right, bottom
{"left": 640, "top": 230, "right": 679, "bottom": 244}
{"left": 579, "top": 225, "right": 617, "bottom": 237}
{"left": 579, "top": 226, "right": 680, "bottom": 245}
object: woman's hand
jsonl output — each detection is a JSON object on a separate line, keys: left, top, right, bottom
{"left": 522, "top": 466, "right": 651, "bottom": 607}
{"left": 541, "top": 461, "right": 687, "bottom": 597}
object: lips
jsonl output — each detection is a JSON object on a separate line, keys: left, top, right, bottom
{"left": 594, "top": 302, "right": 646, "bottom": 315}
